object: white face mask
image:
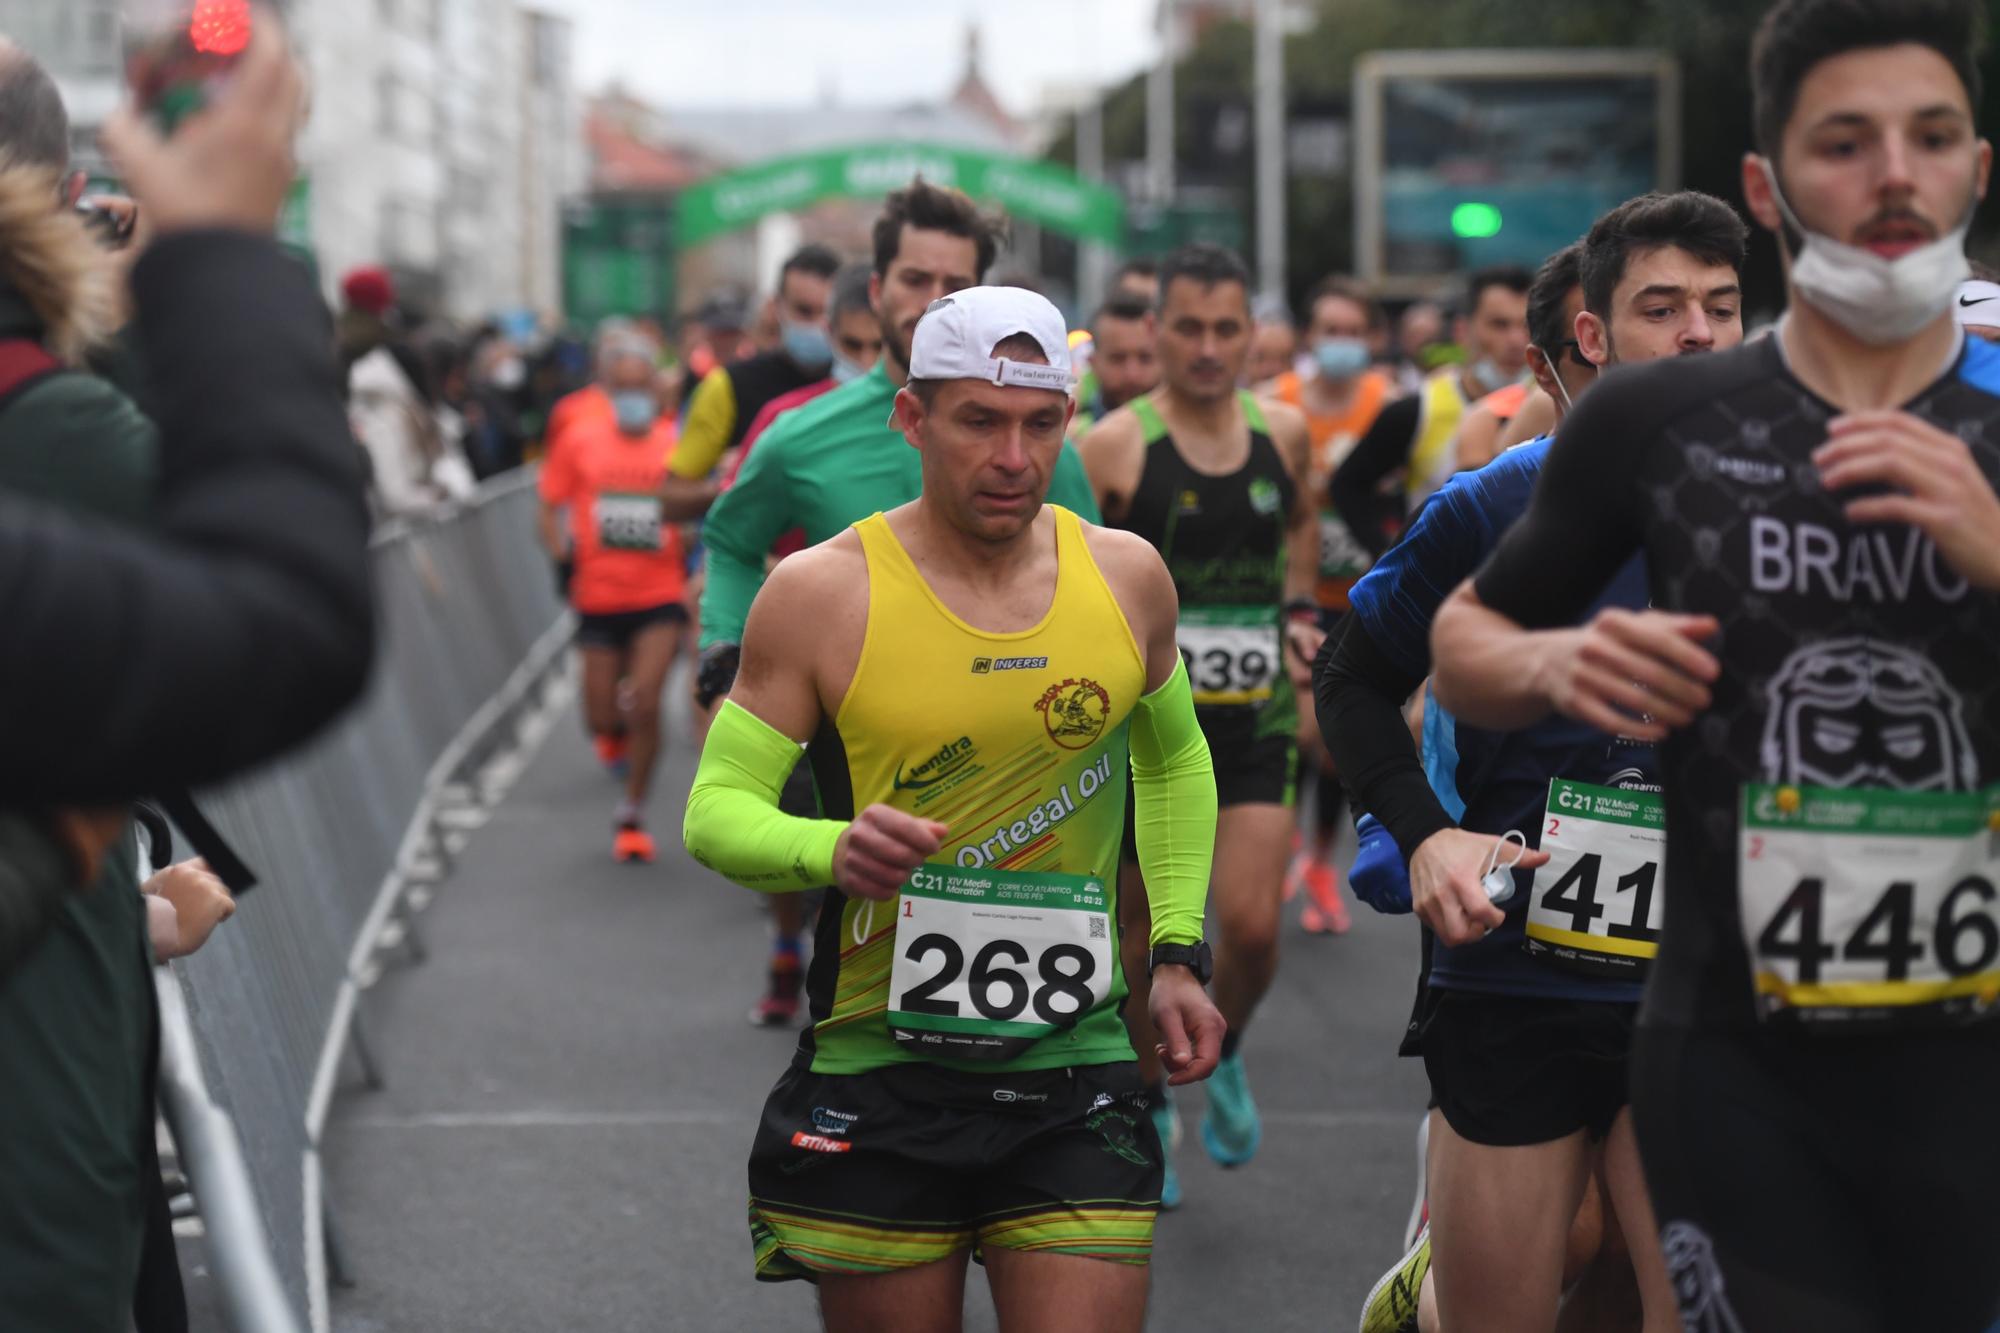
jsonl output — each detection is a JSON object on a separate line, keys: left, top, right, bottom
{"left": 1761, "top": 157, "right": 1973, "bottom": 345}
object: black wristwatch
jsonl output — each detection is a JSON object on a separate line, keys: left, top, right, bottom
{"left": 1148, "top": 941, "right": 1213, "bottom": 984}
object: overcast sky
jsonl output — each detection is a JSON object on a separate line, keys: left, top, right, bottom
{"left": 551, "top": 0, "right": 1161, "bottom": 115}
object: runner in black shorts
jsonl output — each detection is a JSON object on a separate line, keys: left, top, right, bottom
{"left": 538, "top": 324, "right": 700, "bottom": 863}
{"left": 1080, "top": 244, "right": 1322, "bottom": 1206}
{"left": 1324, "top": 192, "right": 1748, "bottom": 1333}
{"left": 1433, "top": 4, "right": 2000, "bottom": 1326}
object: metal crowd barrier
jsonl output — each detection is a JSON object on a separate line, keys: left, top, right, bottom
{"left": 159, "top": 470, "right": 575, "bottom": 1332}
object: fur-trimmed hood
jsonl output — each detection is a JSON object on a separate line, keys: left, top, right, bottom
{"left": 0, "top": 158, "right": 115, "bottom": 366}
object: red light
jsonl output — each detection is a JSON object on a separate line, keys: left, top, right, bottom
{"left": 188, "top": 0, "right": 252, "bottom": 57}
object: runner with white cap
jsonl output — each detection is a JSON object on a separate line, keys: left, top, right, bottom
{"left": 684, "top": 285, "right": 1224, "bottom": 1332}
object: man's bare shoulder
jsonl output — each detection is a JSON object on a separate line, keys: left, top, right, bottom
{"left": 1257, "top": 395, "right": 1311, "bottom": 444}
{"left": 755, "top": 531, "right": 866, "bottom": 619}
{"left": 1079, "top": 521, "right": 1175, "bottom": 606}
{"left": 1079, "top": 402, "right": 1146, "bottom": 456}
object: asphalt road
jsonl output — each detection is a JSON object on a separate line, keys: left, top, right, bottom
{"left": 323, "top": 684, "right": 1432, "bottom": 1332}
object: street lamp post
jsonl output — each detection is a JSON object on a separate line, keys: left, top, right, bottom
{"left": 1253, "top": 0, "right": 1286, "bottom": 304}
{"left": 1147, "top": 0, "right": 1176, "bottom": 206}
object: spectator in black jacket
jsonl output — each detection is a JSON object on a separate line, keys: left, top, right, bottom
{"left": 0, "top": 21, "right": 374, "bottom": 1331}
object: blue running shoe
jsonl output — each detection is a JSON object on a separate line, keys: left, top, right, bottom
{"left": 1149, "top": 1092, "right": 1183, "bottom": 1210}
{"left": 1200, "top": 1052, "right": 1261, "bottom": 1166}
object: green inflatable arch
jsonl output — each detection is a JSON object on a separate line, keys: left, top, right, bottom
{"left": 675, "top": 143, "right": 1125, "bottom": 247}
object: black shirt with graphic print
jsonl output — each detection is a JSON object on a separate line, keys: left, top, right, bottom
{"left": 1473, "top": 332, "right": 2000, "bottom": 1029}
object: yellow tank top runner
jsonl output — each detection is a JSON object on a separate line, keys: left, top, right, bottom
{"left": 802, "top": 505, "right": 1149, "bottom": 1075}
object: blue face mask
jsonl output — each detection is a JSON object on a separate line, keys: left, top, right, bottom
{"left": 830, "top": 353, "right": 866, "bottom": 385}
{"left": 782, "top": 320, "right": 833, "bottom": 373}
{"left": 1312, "top": 337, "right": 1372, "bottom": 380}
{"left": 611, "top": 390, "right": 656, "bottom": 435}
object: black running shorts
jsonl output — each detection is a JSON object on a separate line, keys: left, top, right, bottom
{"left": 1631, "top": 1022, "right": 2000, "bottom": 1333}
{"left": 1418, "top": 988, "right": 1636, "bottom": 1146}
{"left": 747, "top": 1059, "right": 1161, "bottom": 1282}
{"left": 574, "top": 601, "right": 688, "bottom": 650}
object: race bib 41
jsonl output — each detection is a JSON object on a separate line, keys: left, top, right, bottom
{"left": 1739, "top": 783, "right": 2000, "bottom": 1028}
{"left": 1525, "top": 778, "right": 1666, "bottom": 980}
{"left": 887, "top": 866, "right": 1114, "bottom": 1061}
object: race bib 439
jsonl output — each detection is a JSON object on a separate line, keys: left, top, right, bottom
{"left": 1178, "top": 604, "right": 1280, "bottom": 706}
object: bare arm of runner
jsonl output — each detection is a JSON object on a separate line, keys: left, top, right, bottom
{"left": 685, "top": 540, "right": 944, "bottom": 900}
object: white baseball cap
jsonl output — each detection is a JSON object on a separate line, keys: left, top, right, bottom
{"left": 907, "top": 286, "right": 1076, "bottom": 394}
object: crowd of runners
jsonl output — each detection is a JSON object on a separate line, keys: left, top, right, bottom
{"left": 528, "top": 0, "right": 2000, "bottom": 1327}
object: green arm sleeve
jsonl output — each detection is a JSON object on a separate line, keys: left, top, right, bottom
{"left": 1127, "top": 659, "right": 1217, "bottom": 946}
{"left": 697, "top": 420, "right": 794, "bottom": 649}
{"left": 671, "top": 368, "right": 737, "bottom": 479}
{"left": 683, "top": 701, "right": 845, "bottom": 892}
{"left": 1049, "top": 440, "right": 1103, "bottom": 524}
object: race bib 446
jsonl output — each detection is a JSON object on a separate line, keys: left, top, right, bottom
{"left": 1739, "top": 783, "right": 2000, "bottom": 1028}
{"left": 887, "top": 866, "right": 1114, "bottom": 1061}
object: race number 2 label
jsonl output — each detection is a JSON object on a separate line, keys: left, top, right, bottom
{"left": 1739, "top": 784, "right": 2000, "bottom": 1028}
{"left": 596, "top": 493, "right": 663, "bottom": 551}
{"left": 1178, "top": 604, "right": 1281, "bottom": 706}
{"left": 887, "top": 866, "right": 1114, "bottom": 1061}
{"left": 1525, "top": 779, "right": 1666, "bottom": 980}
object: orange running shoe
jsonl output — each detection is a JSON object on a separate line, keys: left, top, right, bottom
{"left": 1299, "top": 860, "right": 1351, "bottom": 935}
{"left": 613, "top": 822, "right": 655, "bottom": 864}
{"left": 593, "top": 732, "right": 630, "bottom": 776}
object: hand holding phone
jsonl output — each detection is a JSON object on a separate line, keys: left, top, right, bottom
{"left": 102, "top": 7, "right": 302, "bottom": 236}
{"left": 123, "top": 0, "right": 257, "bottom": 135}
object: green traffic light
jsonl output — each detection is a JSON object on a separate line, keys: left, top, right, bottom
{"left": 1452, "top": 202, "right": 1503, "bottom": 239}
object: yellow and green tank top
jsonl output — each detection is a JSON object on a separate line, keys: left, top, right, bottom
{"left": 799, "top": 505, "right": 1149, "bottom": 1075}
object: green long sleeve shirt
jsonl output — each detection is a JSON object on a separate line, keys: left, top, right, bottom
{"left": 698, "top": 362, "right": 1104, "bottom": 649}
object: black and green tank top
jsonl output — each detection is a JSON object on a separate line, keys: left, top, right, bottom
{"left": 1119, "top": 391, "right": 1294, "bottom": 715}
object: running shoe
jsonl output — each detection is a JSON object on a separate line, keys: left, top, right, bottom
{"left": 1199, "top": 1053, "right": 1261, "bottom": 1166}
{"left": 613, "top": 821, "right": 655, "bottom": 864}
{"left": 1149, "top": 1089, "right": 1184, "bottom": 1210}
{"left": 1358, "top": 1221, "right": 1430, "bottom": 1333}
{"left": 1299, "top": 860, "right": 1352, "bottom": 935}
{"left": 593, "top": 732, "right": 629, "bottom": 778}
{"left": 749, "top": 954, "right": 803, "bottom": 1027}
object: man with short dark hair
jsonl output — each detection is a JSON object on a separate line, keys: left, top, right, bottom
{"left": 668, "top": 242, "right": 842, "bottom": 494}
{"left": 1327, "top": 189, "right": 1747, "bottom": 1333}
{"left": 1431, "top": 1, "right": 2000, "bottom": 1325}
{"left": 1080, "top": 243, "right": 1319, "bottom": 1208}
{"left": 1072, "top": 291, "right": 1159, "bottom": 437}
{"left": 1331, "top": 266, "right": 1532, "bottom": 551}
